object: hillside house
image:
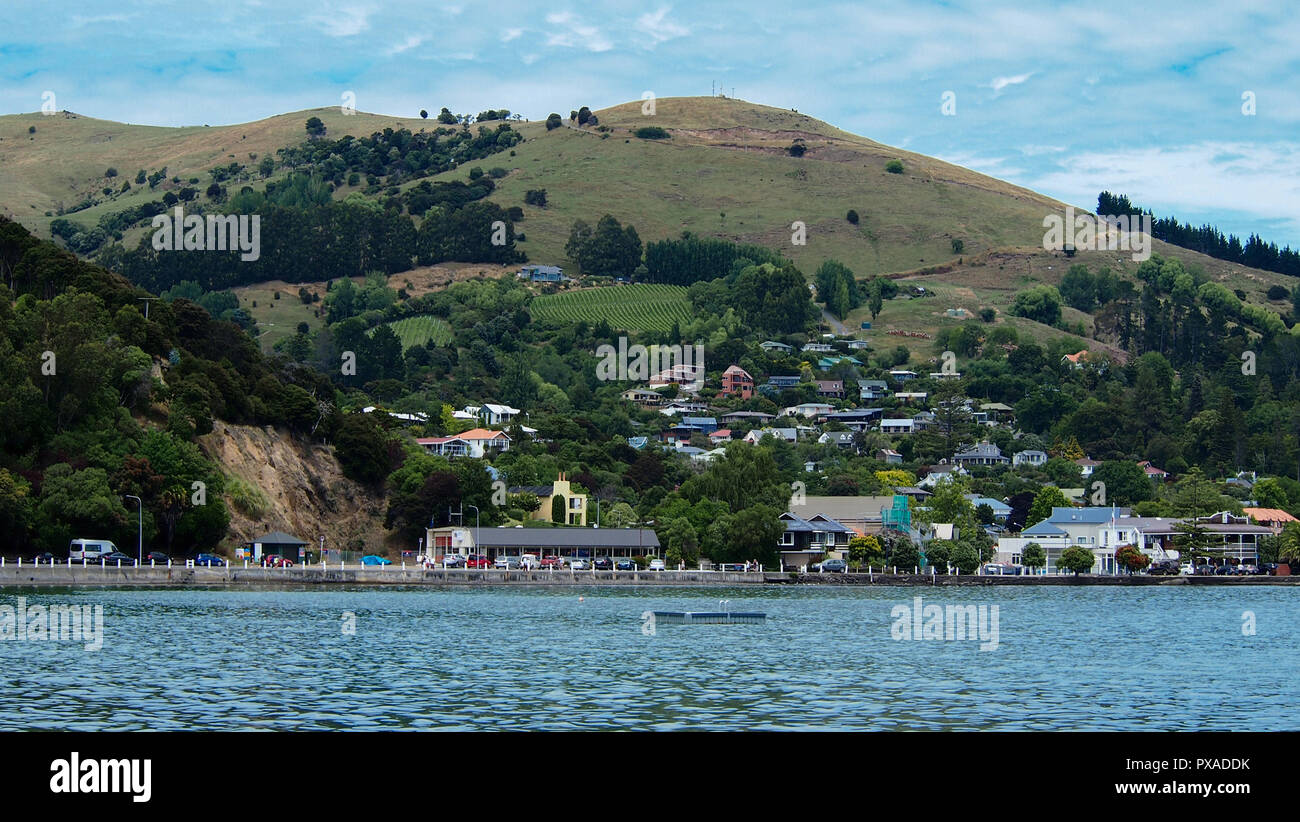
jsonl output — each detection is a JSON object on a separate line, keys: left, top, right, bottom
{"left": 953, "top": 441, "right": 1009, "bottom": 467}
{"left": 417, "top": 428, "right": 511, "bottom": 458}
{"left": 815, "top": 379, "right": 845, "bottom": 399}
{"left": 858, "top": 380, "right": 889, "bottom": 401}
{"left": 760, "top": 340, "right": 794, "bottom": 354}
{"left": 517, "top": 264, "right": 567, "bottom": 283}
{"left": 877, "top": 448, "right": 903, "bottom": 464}
{"left": 720, "top": 365, "right": 755, "bottom": 399}
{"left": 1013, "top": 449, "right": 1048, "bottom": 468}
{"left": 621, "top": 388, "right": 664, "bottom": 407}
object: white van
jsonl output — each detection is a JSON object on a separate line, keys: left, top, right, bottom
{"left": 70, "top": 539, "right": 118, "bottom": 561}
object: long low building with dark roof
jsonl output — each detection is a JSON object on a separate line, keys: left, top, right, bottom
{"left": 425, "top": 524, "right": 660, "bottom": 561}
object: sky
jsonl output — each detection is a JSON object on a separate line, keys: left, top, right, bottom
{"left": 3, "top": 0, "right": 1298, "bottom": 246}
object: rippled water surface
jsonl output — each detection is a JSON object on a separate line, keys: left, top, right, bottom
{"left": 2, "top": 585, "right": 1296, "bottom": 730}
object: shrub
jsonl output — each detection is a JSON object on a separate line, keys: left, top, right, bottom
{"left": 846, "top": 209, "right": 859, "bottom": 224}
{"left": 634, "top": 126, "right": 671, "bottom": 140}
{"left": 885, "top": 159, "right": 905, "bottom": 174}
{"left": 1266, "top": 284, "right": 1290, "bottom": 301}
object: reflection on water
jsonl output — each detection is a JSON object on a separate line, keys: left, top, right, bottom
{"left": 1, "top": 586, "right": 1295, "bottom": 730}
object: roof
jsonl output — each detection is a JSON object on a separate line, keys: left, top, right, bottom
{"left": 780, "top": 512, "right": 856, "bottom": 533}
{"left": 722, "top": 365, "right": 752, "bottom": 378}
{"left": 721, "top": 411, "right": 775, "bottom": 420}
{"left": 964, "top": 495, "right": 1011, "bottom": 511}
{"left": 457, "top": 428, "right": 510, "bottom": 441}
{"left": 881, "top": 418, "right": 915, "bottom": 426}
{"left": 954, "top": 442, "right": 1005, "bottom": 459}
{"left": 443, "top": 527, "right": 660, "bottom": 549}
{"left": 709, "top": 429, "right": 732, "bottom": 438}
{"left": 796, "top": 496, "right": 901, "bottom": 523}
{"left": 1021, "top": 522, "right": 1068, "bottom": 536}
{"left": 1243, "top": 507, "right": 1299, "bottom": 523}
{"left": 1044, "top": 507, "right": 1119, "bottom": 524}
{"left": 250, "top": 531, "right": 307, "bottom": 546}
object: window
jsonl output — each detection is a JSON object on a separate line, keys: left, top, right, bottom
{"left": 780, "top": 532, "right": 794, "bottom": 546}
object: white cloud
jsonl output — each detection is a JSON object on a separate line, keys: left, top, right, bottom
{"left": 501, "top": 28, "right": 523, "bottom": 43}
{"left": 988, "top": 72, "right": 1034, "bottom": 95}
{"left": 310, "top": 5, "right": 373, "bottom": 37}
{"left": 544, "top": 11, "right": 612, "bottom": 52}
{"left": 1026, "top": 141, "right": 1300, "bottom": 239}
{"left": 635, "top": 7, "right": 690, "bottom": 45}
{"left": 385, "top": 35, "right": 426, "bottom": 56}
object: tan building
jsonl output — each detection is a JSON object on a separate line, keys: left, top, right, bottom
{"left": 509, "top": 472, "right": 588, "bottom": 526}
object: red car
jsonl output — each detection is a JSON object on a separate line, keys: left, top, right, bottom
{"left": 262, "top": 555, "right": 294, "bottom": 567}
{"left": 540, "top": 555, "right": 565, "bottom": 569}
{"left": 466, "top": 554, "right": 493, "bottom": 568}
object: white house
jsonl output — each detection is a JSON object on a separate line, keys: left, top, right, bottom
{"left": 783, "top": 402, "right": 835, "bottom": 419}
{"left": 416, "top": 428, "right": 511, "bottom": 459}
{"left": 880, "top": 418, "right": 916, "bottom": 435}
{"left": 478, "top": 403, "right": 520, "bottom": 426}
{"left": 744, "top": 427, "right": 798, "bottom": 444}
{"left": 1013, "top": 449, "right": 1049, "bottom": 468}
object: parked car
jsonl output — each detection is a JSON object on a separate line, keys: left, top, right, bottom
{"left": 262, "top": 555, "right": 294, "bottom": 567}
{"left": 441, "top": 554, "right": 466, "bottom": 568}
{"left": 648, "top": 558, "right": 666, "bottom": 571}
{"left": 569, "top": 559, "right": 591, "bottom": 570}
{"left": 520, "top": 554, "right": 540, "bottom": 569}
{"left": 1194, "top": 564, "right": 1215, "bottom": 576}
{"left": 982, "top": 563, "right": 1014, "bottom": 575}
{"left": 1236, "top": 564, "right": 1260, "bottom": 576}
{"left": 194, "top": 553, "right": 227, "bottom": 567}
{"left": 1213, "top": 564, "right": 1237, "bottom": 576}
{"left": 1147, "top": 559, "right": 1180, "bottom": 575}
{"left": 144, "top": 551, "right": 170, "bottom": 564}
{"left": 540, "top": 555, "right": 565, "bottom": 569}
{"left": 813, "top": 559, "right": 848, "bottom": 573}
{"left": 615, "top": 558, "right": 636, "bottom": 571}
{"left": 69, "top": 539, "right": 119, "bottom": 562}
{"left": 494, "top": 555, "right": 521, "bottom": 569}
{"left": 465, "top": 555, "right": 492, "bottom": 569}
{"left": 1179, "top": 562, "right": 1195, "bottom": 575}
{"left": 360, "top": 555, "right": 392, "bottom": 566}
{"left": 592, "top": 557, "right": 614, "bottom": 570}
{"left": 1261, "top": 563, "right": 1279, "bottom": 575}
{"left": 99, "top": 552, "right": 137, "bottom": 566}
{"left": 34, "top": 552, "right": 56, "bottom": 564}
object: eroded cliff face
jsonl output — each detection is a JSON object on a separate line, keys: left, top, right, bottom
{"left": 199, "top": 421, "right": 389, "bottom": 555}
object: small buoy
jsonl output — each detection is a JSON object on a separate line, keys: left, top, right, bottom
{"left": 578, "top": 596, "right": 585, "bottom": 602}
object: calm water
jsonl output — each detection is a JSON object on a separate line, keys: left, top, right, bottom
{"left": 1, "top": 585, "right": 1295, "bottom": 730}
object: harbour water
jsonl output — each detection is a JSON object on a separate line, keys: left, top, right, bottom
{"left": 2, "top": 586, "right": 1294, "bottom": 731}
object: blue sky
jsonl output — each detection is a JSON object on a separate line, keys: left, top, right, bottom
{"left": 3, "top": 0, "right": 1298, "bottom": 246}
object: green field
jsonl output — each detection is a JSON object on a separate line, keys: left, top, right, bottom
{"left": 380, "top": 315, "right": 454, "bottom": 349}
{"left": 530, "top": 284, "right": 692, "bottom": 332}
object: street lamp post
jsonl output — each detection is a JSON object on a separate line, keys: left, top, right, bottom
{"left": 124, "top": 495, "right": 143, "bottom": 564}
{"left": 466, "top": 504, "right": 480, "bottom": 560}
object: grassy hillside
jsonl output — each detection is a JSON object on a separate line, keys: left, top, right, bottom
{"left": 6, "top": 96, "right": 1296, "bottom": 353}
{"left": 0, "top": 107, "right": 428, "bottom": 238}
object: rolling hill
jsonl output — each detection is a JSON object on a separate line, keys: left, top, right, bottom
{"left": 3, "top": 95, "right": 1295, "bottom": 358}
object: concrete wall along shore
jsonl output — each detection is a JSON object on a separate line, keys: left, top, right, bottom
{"left": 2, "top": 561, "right": 1300, "bottom": 588}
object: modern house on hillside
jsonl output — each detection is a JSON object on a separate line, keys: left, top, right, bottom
{"left": 953, "top": 441, "right": 1009, "bottom": 467}
{"left": 1013, "top": 449, "right": 1048, "bottom": 467}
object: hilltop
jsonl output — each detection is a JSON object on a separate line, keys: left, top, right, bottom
{"left": 3, "top": 96, "right": 1295, "bottom": 359}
